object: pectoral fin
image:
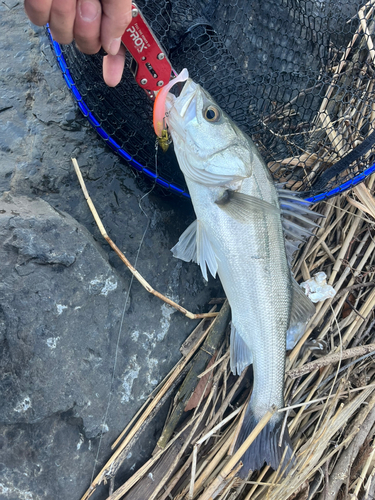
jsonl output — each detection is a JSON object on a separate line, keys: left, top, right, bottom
{"left": 286, "top": 279, "right": 316, "bottom": 349}
{"left": 171, "top": 219, "right": 219, "bottom": 281}
{"left": 215, "top": 190, "right": 280, "bottom": 222}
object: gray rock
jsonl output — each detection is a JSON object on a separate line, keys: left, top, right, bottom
{"left": 0, "top": 5, "right": 221, "bottom": 500}
{"left": 0, "top": 194, "right": 126, "bottom": 434}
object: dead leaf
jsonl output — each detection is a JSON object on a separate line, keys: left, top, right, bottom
{"left": 185, "top": 354, "right": 217, "bottom": 411}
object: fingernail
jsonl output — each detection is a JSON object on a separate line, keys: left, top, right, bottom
{"left": 79, "top": 0, "right": 99, "bottom": 22}
{"left": 108, "top": 37, "right": 121, "bottom": 56}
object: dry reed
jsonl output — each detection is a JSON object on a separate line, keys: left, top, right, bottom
{"left": 78, "top": 4, "right": 375, "bottom": 499}
{"left": 78, "top": 176, "right": 375, "bottom": 500}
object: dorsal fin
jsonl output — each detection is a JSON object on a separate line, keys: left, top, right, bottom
{"left": 171, "top": 219, "right": 219, "bottom": 280}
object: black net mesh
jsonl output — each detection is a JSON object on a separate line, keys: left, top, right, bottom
{"left": 57, "top": 0, "right": 375, "bottom": 197}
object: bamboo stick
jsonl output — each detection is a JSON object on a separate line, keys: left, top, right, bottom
{"left": 351, "top": 438, "right": 375, "bottom": 499}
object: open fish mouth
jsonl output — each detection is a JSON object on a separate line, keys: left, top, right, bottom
{"left": 166, "top": 79, "right": 198, "bottom": 121}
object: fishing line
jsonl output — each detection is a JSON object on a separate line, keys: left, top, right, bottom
{"left": 90, "top": 258, "right": 132, "bottom": 484}
{"left": 137, "top": 139, "right": 160, "bottom": 219}
{"left": 90, "top": 145, "right": 160, "bottom": 483}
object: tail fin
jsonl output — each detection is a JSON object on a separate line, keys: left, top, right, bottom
{"left": 234, "top": 406, "right": 294, "bottom": 479}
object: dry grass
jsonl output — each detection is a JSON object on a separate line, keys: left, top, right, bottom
{"left": 79, "top": 179, "right": 375, "bottom": 500}
{"left": 78, "top": 4, "right": 375, "bottom": 499}
{"left": 267, "top": 0, "right": 375, "bottom": 192}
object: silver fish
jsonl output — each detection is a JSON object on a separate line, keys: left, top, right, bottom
{"left": 165, "top": 75, "right": 315, "bottom": 475}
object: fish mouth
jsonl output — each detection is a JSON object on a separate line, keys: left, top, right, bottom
{"left": 166, "top": 79, "right": 199, "bottom": 122}
{"left": 166, "top": 82, "right": 244, "bottom": 158}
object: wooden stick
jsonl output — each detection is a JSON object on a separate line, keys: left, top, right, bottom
{"left": 207, "top": 367, "right": 249, "bottom": 432}
{"left": 318, "top": 111, "right": 345, "bottom": 157}
{"left": 347, "top": 196, "right": 375, "bottom": 220}
{"left": 287, "top": 343, "right": 375, "bottom": 379}
{"left": 289, "top": 366, "right": 332, "bottom": 434}
{"left": 197, "top": 352, "right": 230, "bottom": 378}
{"left": 364, "top": 463, "right": 375, "bottom": 500}
{"left": 195, "top": 406, "right": 243, "bottom": 446}
{"left": 188, "top": 445, "right": 199, "bottom": 499}
{"left": 72, "top": 158, "right": 216, "bottom": 321}
{"left": 353, "top": 183, "right": 375, "bottom": 219}
{"left": 318, "top": 1, "right": 374, "bottom": 117}
{"left": 328, "top": 212, "right": 361, "bottom": 285}
{"left": 288, "top": 216, "right": 369, "bottom": 367}
{"left": 317, "top": 394, "right": 375, "bottom": 500}
{"left": 185, "top": 429, "right": 237, "bottom": 499}
{"left": 359, "top": 0, "right": 375, "bottom": 65}
{"left": 243, "top": 466, "right": 270, "bottom": 500}
{"left": 148, "top": 373, "right": 222, "bottom": 500}
{"left": 228, "top": 396, "right": 249, "bottom": 457}
{"left": 156, "top": 301, "right": 230, "bottom": 448}
{"left": 158, "top": 454, "right": 194, "bottom": 500}
{"left": 281, "top": 383, "right": 375, "bottom": 413}
{"left": 342, "top": 287, "right": 375, "bottom": 346}
{"left": 106, "top": 413, "right": 202, "bottom": 500}
{"left": 334, "top": 281, "right": 375, "bottom": 299}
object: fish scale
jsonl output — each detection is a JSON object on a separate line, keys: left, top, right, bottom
{"left": 162, "top": 72, "right": 316, "bottom": 476}
{"left": 185, "top": 172, "right": 292, "bottom": 467}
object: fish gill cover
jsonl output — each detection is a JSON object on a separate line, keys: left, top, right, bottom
{"left": 55, "top": 0, "right": 375, "bottom": 197}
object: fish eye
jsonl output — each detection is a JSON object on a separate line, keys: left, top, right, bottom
{"left": 203, "top": 105, "right": 220, "bottom": 122}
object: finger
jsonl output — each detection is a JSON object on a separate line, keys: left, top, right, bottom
{"left": 74, "top": 0, "right": 102, "bottom": 54}
{"left": 48, "top": 0, "right": 77, "bottom": 45}
{"left": 100, "top": 0, "right": 132, "bottom": 56}
{"left": 24, "top": 0, "right": 53, "bottom": 26}
{"left": 102, "top": 45, "right": 126, "bottom": 87}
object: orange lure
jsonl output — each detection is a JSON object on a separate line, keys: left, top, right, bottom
{"left": 153, "top": 68, "right": 189, "bottom": 137}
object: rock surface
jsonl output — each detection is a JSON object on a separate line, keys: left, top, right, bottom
{"left": 0, "top": 194, "right": 126, "bottom": 431}
{"left": 0, "top": 5, "right": 220, "bottom": 499}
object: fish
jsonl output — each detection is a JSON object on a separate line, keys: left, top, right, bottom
{"left": 154, "top": 70, "right": 316, "bottom": 476}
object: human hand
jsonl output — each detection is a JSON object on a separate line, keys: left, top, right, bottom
{"left": 24, "top": 0, "right": 131, "bottom": 86}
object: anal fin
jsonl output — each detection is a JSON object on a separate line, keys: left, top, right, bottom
{"left": 230, "top": 323, "right": 252, "bottom": 375}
